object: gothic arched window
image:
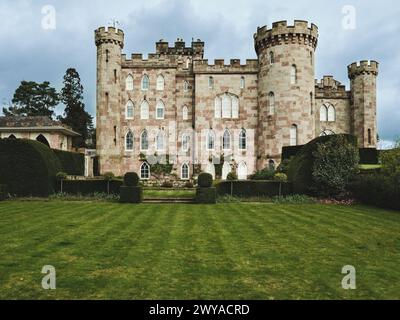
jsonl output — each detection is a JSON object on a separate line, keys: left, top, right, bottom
{"left": 141, "top": 100, "right": 149, "bottom": 120}
{"left": 181, "top": 163, "right": 190, "bottom": 180}
{"left": 223, "top": 129, "right": 231, "bottom": 150}
{"left": 156, "top": 100, "right": 165, "bottom": 119}
{"left": 156, "top": 74, "right": 165, "bottom": 91}
{"left": 126, "top": 100, "right": 134, "bottom": 119}
{"left": 239, "top": 129, "right": 247, "bottom": 150}
{"left": 125, "top": 131, "right": 134, "bottom": 151}
{"left": 290, "top": 125, "right": 298, "bottom": 146}
{"left": 268, "top": 92, "right": 275, "bottom": 115}
{"left": 141, "top": 74, "right": 149, "bottom": 90}
{"left": 140, "top": 130, "right": 149, "bottom": 151}
{"left": 125, "top": 74, "right": 134, "bottom": 91}
{"left": 291, "top": 65, "right": 297, "bottom": 84}
{"left": 140, "top": 162, "right": 150, "bottom": 179}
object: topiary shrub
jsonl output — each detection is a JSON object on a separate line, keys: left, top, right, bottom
{"left": 120, "top": 186, "right": 143, "bottom": 203}
{"left": 123, "top": 172, "right": 139, "bottom": 187}
{"left": 0, "top": 139, "right": 62, "bottom": 197}
{"left": 196, "top": 187, "right": 217, "bottom": 204}
{"left": 53, "top": 149, "right": 84, "bottom": 175}
{"left": 198, "top": 173, "right": 213, "bottom": 187}
{"left": 350, "top": 174, "right": 400, "bottom": 210}
{"left": 288, "top": 134, "right": 359, "bottom": 197}
{"left": 0, "top": 184, "right": 9, "bottom": 201}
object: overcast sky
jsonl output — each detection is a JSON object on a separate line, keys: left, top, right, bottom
{"left": 0, "top": 0, "right": 399, "bottom": 146}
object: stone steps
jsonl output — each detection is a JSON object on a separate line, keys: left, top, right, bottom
{"left": 143, "top": 198, "right": 195, "bottom": 204}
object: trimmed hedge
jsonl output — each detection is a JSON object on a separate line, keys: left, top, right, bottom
{"left": 58, "top": 179, "right": 123, "bottom": 195}
{"left": 359, "top": 148, "right": 379, "bottom": 165}
{"left": 350, "top": 174, "right": 400, "bottom": 210}
{"left": 124, "top": 172, "right": 139, "bottom": 187}
{"left": 282, "top": 145, "right": 304, "bottom": 161}
{"left": 0, "top": 139, "right": 62, "bottom": 197}
{"left": 216, "top": 180, "right": 292, "bottom": 197}
{"left": 287, "top": 134, "right": 358, "bottom": 195}
{"left": 53, "top": 149, "right": 84, "bottom": 176}
{"left": 0, "top": 184, "right": 8, "bottom": 201}
{"left": 196, "top": 187, "right": 217, "bottom": 204}
{"left": 120, "top": 186, "right": 143, "bottom": 203}
{"left": 198, "top": 173, "right": 213, "bottom": 187}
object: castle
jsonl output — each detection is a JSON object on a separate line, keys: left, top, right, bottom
{"left": 95, "top": 20, "right": 378, "bottom": 181}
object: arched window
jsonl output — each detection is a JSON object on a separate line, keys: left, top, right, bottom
{"left": 320, "top": 105, "right": 328, "bottom": 122}
{"left": 269, "top": 52, "right": 275, "bottom": 64}
{"left": 156, "top": 131, "right": 165, "bottom": 151}
{"left": 223, "top": 129, "right": 231, "bottom": 150}
{"left": 222, "top": 94, "right": 231, "bottom": 118}
{"left": 310, "top": 92, "right": 313, "bottom": 115}
{"left": 327, "top": 104, "right": 336, "bottom": 122}
{"left": 290, "top": 65, "right": 297, "bottom": 84}
{"left": 320, "top": 129, "right": 335, "bottom": 136}
{"left": 140, "top": 130, "right": 149, "bottom": 151}
{"left": 240, "top": 76, "right": 245, "bottom": 89}
{"left": 182, "top": 105, "right": 189, "bottom": 120}
{"left": 232, "top": 96, "right": 239, "bottom": 118}
{"left": 125, "top": 74, "right": 134, "bottom": 91}
{"left": 156, "top": 75, "right": 165, "bottom": 91}
{"left": 141, "top": 74, "right": 149, "bottom": 90}
{"left": 239, "top": 129, "right": 247, "bottom": 150}
{"left": 310, "top": 51, "right": 313, "bottom": 65}
{"left": 290, "top": 125, "right": 298, "bottom": 146}
{"left": 126, "top": 100, "right": 134, "bottom": 119}
{"left": 182, "top": 134, "right": 190, "bottom": 152}
{"left": 238, "top": 162, "right": 248, "bottom": 180}
{"left": 183, "top": 81, "right": 189, "bottom": 92}
{"left": 205, "top": 162, "right": 215, "bottom": 179}
{"left": 268, "top": 92, "right": 275, "bottom": 115}
{"left": 141, "top": 100, "right": 149, "bottom": 120}
{"left": 185, "top": 57, "right": 191, "bottom": 69}
{"left": 36, "top": 134, "right": 50, "bottom": 148}
{"left": 268, "top": 160, "right": 275, "bottom": 171}
{"left": 156, "top": 100, "right": 165, "bottom": 119}
{"left": 8, "top": 134, "right": 16, "bottom": 139}
{"left": 208, "top": 76, "right": 214, "bottom": 89}
{"left": 368, "top": 128, "right": 372, "bottom": 145}
{"left": 214, "top": 97, "right": 222, "bottom": 119}
{"left": 222, "top": 162, "right": 231, "bottom": 180}
{"left": 207, "top": 130, "right": 215, "bottom": 150}
{"left": 125, "top": 131, "right": 134, "bottom": 151}
{"left": 140, "top": 162, "right": 150, "bottom": 180}
{"left": 181, "top": 163, "right": 190, "bottom": 180}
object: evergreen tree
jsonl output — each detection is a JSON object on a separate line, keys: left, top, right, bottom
{"left": 59, "top": 68, "right": 93, "bottom": 148}
{"left": 3, "top": 81, "right": 59, "bottom": 117}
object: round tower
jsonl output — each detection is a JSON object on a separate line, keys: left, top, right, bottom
{"left": 94, "top": 27, "right": 124, "bottom": 174}
{"left": 348, "top": 60, "right": 379, "bottom": 148}
{"left": 254, "top": 20, "right": 318, "bottom": 168}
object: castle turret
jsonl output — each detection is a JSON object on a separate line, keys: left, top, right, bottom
{"left": 254, "top": 20, "right": 318, "bottom": 168}
{"left": 95, "top": 27, "right": 124, "bottom": 174}
{"left": 348, "top": 60, "right": 379, "bottom": 148}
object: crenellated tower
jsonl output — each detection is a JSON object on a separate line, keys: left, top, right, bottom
{"left": 254, "top": 20, "right": 318, "bottom": 168}
{"left": 348, "top": 60, "right": 379, "bottom": 148}
{"left": 95, "top": 27, "right": 124, "bottom": 173}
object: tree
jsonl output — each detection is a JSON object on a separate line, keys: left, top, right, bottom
{"left": 3, "top": 81, "right": 59, "bottom": 117}
{"left": 58, "top": 68, "right": 93, "bottom": 148}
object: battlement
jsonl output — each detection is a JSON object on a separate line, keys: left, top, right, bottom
{"left": 348, "top": 60, "right": 379, "bottom": 79}
{"left": 254, "top": 20, "right": 318, "bottom": 53}
{"left": 193, "top": 59, "right": 258, "bottom": 74}
{"left": 155, "top": 38, "right": 204, "bottom": 57}
{"left": 315, "top": 76, "right": 346, "bottom": 91}
{"left": 95, "top": 27, "right": 124, "bottom": 48}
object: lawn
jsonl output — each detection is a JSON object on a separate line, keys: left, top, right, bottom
{"left": 143, "top": 189, "right": 195, "bottom": 199}
{"left": 0, "top": 201, "right": 399, "bottom": 300}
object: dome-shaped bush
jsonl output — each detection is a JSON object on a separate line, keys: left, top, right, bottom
{"left": 124, "top": 172, "right": 139, "bottom": 187}
{"left": 198, "top": 172, "right": 213, "bottom": 187}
